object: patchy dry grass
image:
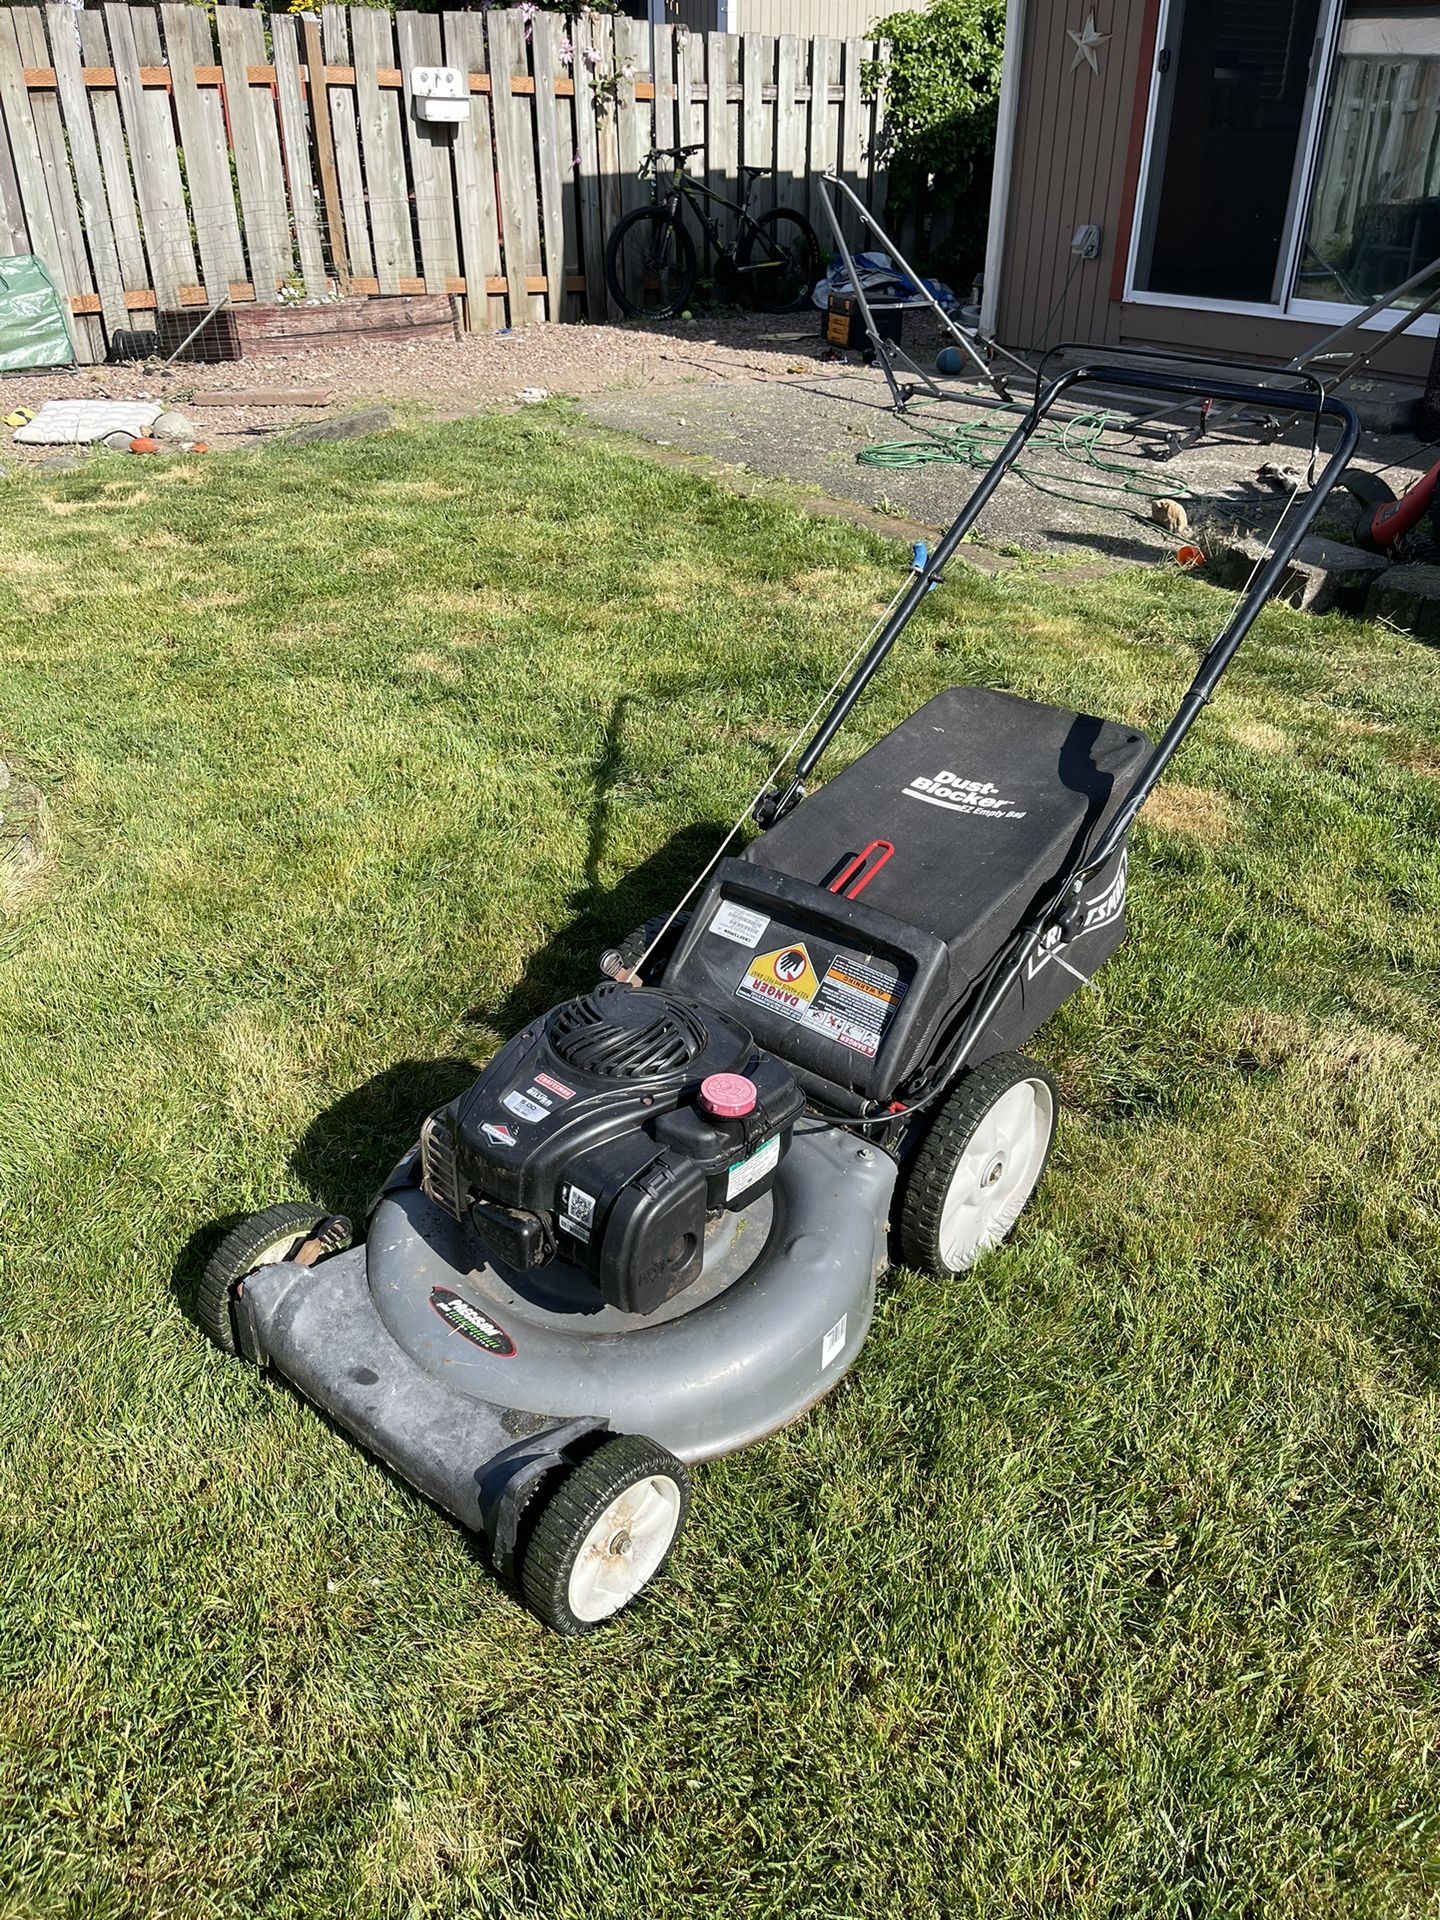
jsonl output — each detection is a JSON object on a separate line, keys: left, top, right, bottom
{"left": 0, "top": 414, "right": 1438, "bottom": 1919}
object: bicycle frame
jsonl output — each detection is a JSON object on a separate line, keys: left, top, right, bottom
{"left": 652, "top": 163, "right": 771, "bottom": 269}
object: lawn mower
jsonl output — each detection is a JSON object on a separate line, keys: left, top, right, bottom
{"left": 196, "top": 362, "right": 1358, "bottom": 1634}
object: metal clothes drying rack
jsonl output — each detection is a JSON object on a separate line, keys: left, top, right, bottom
{"left": 815, "top": 173, "right": 1032, "bottom": 413}
{"left": 1137, "top": 250, "right": 1440, "bottom": 458}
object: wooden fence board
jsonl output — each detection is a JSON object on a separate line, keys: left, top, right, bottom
{"left": 570, "top": 11, "right": 612, "bottom": 323}
{"left": 271, "top": 16, "right": 327, "bottom": 295}
{"left": 0, "top": 16, "right": 69, "bottom": 313}
{"left": 161, "top": 5, "right": 246, "bottom": 299}
{"left": 777, "top": 34, "right": 808, "bottom": 225}
{"left": 614, "top": 17, "right": 650, "bottom": 226}
{"left": 839, "top": 36, "right": 866, "bottom": 245}
{"left": 592, "top": 16, "right": 624, "bottom": 287}
{"left": 18, "top": 9, "right": 100, "bottom": 359}
{"left": 488, "top": 8, "right": 544, "bottom": 325}
{"left": 742, "top": 34, "right": 774, "bottom": 217}
{"left": 531, "top": 12, "right": 573, "bottom": 323}
{"left": 807, "top": 35, "right": 838, "bottom": 246}
{"left": 235, "top": 9, "right": 295, "bottom": 292}
{"left": 47, "top": 7, "right": 127, "bottom": 338}
{"left": 113, "top": 0, "right": 193, "bottom": 321}
{"left": 396, "top": 10, "right": 459, "bottom": 296}
{"left": 215, "top": 8, "right": 285, "bottom": 295}
{"left": 443, "top": 9, "right": 505, "bottom": 330}
{"left": 349, "top": 5, "right": 414, "bottom": 293}
{"left": 322, "top": 5, "right": 373, "bottom": 286}
{"left": 80, "top": 9, "right": 144, "bottom": 295}
{"left": 707, "top": 31, "right": 739, "bottom": 260}
{"left": 303, "top": 15, "right": 346, "bottom": 288}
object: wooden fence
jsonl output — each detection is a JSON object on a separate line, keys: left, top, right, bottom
{"left": 0, "top": 5, "right": 891, "bottom": 364}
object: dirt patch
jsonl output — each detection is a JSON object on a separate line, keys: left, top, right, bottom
{"left": 1145, "top": 782, "right": 1236, "bottom": 842}
{"left": 1229, "top": 1008, "right": 1418, "bottom": 1079}
{"left": 0, "top": 761, "right": 47, "bottom": 911}
{"left": 1229, "top": 720, "right": 1292, "bottom": 754}
{"left": 403, "top": 650, "right": 463, "bottom": 684}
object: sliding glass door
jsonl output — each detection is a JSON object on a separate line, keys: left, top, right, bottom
{"left": 1132, "top": 0, "right": 1329, "bottom": 303}
{"left": 1293, "top": 3, "right": 1440, "bottom": 311}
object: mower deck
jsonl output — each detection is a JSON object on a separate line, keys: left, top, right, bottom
{"left": 235, "top": 1124, "right": 894, "bottom": 1559}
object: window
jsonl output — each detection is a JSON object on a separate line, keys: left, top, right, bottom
{"left": 1293, "top": 3, "right": 1440, "bottom": 308}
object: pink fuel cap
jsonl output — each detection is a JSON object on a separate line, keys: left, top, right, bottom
{"left": 700, "top": 1072, "right": 757, "bottom": 1119}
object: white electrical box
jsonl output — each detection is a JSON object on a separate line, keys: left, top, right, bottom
{"left": 411, "top": 65, "right": 469, "bottom": 123}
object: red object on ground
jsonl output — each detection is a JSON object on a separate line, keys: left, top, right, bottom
{"left": 699, "top": 1073, "right": 757, "bottom": 1119}
{"left": 1370, "top": 459, "right": 1440, "bottom": 548}
{"left": 129, "top": 436, "right": 161, "bottom": 453}
{"left": 1176, "top": 543, "right": 1205, "bottom": 568}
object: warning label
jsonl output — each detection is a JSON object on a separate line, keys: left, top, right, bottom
{"left": 735, "top": 942, "right": 821, "bottom": 1019}
{"left": 799, "top": 951, "right": 906, "bottom": 1058}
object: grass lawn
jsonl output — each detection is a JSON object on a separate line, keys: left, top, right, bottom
{"left": 1, "top": 414, "right": 1439, "bottom": 1919}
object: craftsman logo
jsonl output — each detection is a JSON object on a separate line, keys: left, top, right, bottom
{"left": 534, "top": 1071, "right": 575, "bottom": 1101}
{"left": 736, "top": 942, "right": 821, "bottom": 1019}
{"left": 482, "top": 1121, "right": 518, "bottom": 1148}
{"left": 902, "top": 769, "right": 1028, "bottom": 821}
{"left": 428, "top": 1286, "right": 516, "bottom": 1357}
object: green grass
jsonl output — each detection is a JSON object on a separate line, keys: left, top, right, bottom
{"left": 1, "top": 415, "right": 1438, "bottom": 1919}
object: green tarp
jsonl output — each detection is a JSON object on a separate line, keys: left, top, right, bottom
{"left": 0, "top": 254, "right": 74, "bottom": 372}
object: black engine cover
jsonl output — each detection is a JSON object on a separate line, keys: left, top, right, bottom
{"left": 422, "top": 982, "right": 804, "bottom": 1315}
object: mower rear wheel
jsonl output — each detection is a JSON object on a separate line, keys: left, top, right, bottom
{"left": 898, "top": 1053, "right": 1058, "bottom": 1275}
{"left": 196, "top": 1203, "right": 349, "bottom": 1355}
{"left": 520, "top": 1433, "right": 690, "bottom": 1634}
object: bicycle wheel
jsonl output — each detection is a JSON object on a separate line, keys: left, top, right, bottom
{"left": 605, "top": 208, "right": 697, "bottom": 320}
{"left": 737, "top": 207, "right": 821, "bottom": 313}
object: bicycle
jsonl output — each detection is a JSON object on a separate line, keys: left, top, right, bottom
{"left": 604, "top": 144, "right": 822, "bottom": 321}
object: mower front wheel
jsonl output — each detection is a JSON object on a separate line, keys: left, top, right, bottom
{"left": 520, "top": 1433, "right": 690, "bottom": 1634}
{"left": 898, "top": 1053, "right": 1058, "bottom": 1276}
{"left": 196, "top": 1203, "right": 351, "bottom": 1355}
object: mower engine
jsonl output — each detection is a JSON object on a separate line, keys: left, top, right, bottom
{"left": 419, "top": 982, "right": 805, "bottom": 1315}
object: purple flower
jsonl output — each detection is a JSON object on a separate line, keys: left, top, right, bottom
{"left": 583, "top": 45, "right": 601, "bottom": 69}
{"left": 557, "top": 35, "right": 574, "bottom": 65}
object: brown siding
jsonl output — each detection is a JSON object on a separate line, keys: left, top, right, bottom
{"left": 996, "top": 0, "right": 1152, "bottom": 353}
{"left": 995, "top": 0, "right": 1432, "bottom": 380}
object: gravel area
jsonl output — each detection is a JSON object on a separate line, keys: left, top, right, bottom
{"left": 0, "top": 311, "right": 851, "bottom": 465}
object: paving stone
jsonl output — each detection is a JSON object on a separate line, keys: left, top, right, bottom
{"left": 1365, "top": 563, "right": 1440, "bottom": 640}
{"left": 1206, "top": 531, "right": 1388, "bottom": 613}
{"left": 279, "top": 406, "right": 396, "bottom": 448}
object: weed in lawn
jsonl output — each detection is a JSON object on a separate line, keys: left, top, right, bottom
{"left": 0, "top": 417, "right": 1438, "bottom": 1918}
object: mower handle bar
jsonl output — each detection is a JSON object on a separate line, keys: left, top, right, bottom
{"left": 764, "top": 360, "right": 1358, "bottom": 1109}
{"left": 766, "top": 361, "right": 1359, "bottom": 817}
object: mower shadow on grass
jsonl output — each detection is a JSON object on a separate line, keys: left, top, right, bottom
{"left": 476, "top": 820, "right": 732, "bottom": 1038}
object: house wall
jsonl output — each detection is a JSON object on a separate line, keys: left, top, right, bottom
{"left": 664, "top": 0, "right": 927, "bottom": 33}
{"left": 992, "top": 0, "right": 1434, "bottom": 380}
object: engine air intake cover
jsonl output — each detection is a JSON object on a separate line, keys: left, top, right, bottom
{"left": 549, "top": 982, "right": 708, "bottom": 1081}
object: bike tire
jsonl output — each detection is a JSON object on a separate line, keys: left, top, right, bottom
{"left": 605, "top": 208, "right": 697, "bottom": 321}
{"left": 737, "top": 207, "right": 822, "bottom": 313}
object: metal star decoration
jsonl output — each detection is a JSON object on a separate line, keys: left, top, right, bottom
{"left": 1068, "top": 11, "right": 1111, "bottom": 74}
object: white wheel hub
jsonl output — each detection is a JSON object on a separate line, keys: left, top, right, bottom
{"left": 566, "top": 1474, "right": 684, "bottom": 1624}
{"left": 937, "top": 1077, "right": 1054, "bottom": 1271}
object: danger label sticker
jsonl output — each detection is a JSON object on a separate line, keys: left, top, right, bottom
{"left": 799, "top": 951, "right": 906, "bottom": 1058}
{"left": 735, "top": 942, "right": 821, "bottom": 1019}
